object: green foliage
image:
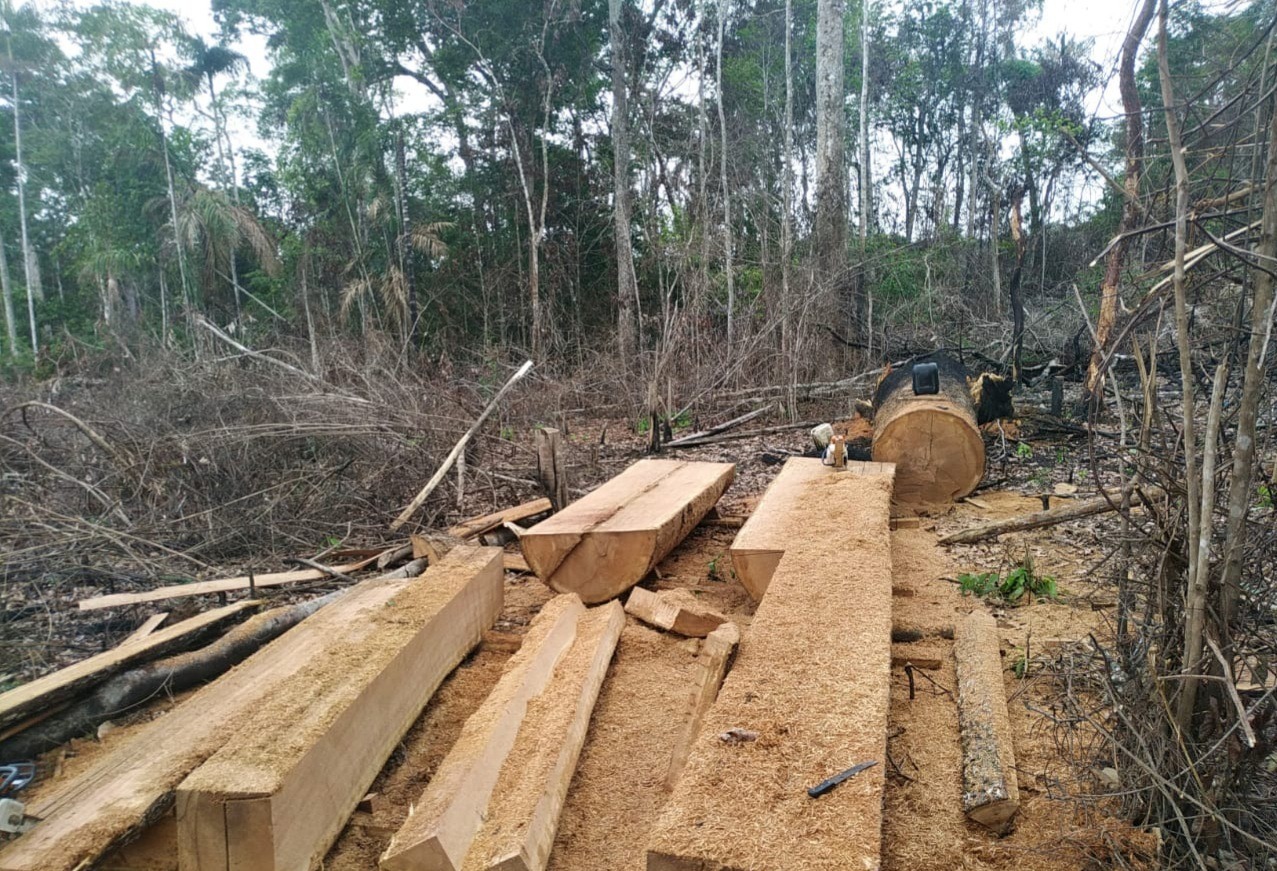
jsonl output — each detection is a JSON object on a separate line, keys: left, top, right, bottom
{"left": 1016, "top": 442, "right": 1033, "bottom": 459}
{"left": 958, "top": 559, "right": 1057, "bottom": 604}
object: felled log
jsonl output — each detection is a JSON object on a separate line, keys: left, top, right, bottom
{"left": 0, "top": 601, "right": 260, "bottom": 737}
{"left": 520, "top": 460, "right": 734, "bottom": 604}
{"left": 954, "top": 611, "right": 1019, "bottom": 832}
{"left": 448, "top": 499, "right": 554, "bottom": 540}
{"left": 624, "top": 588, "right": 728, "bottom": 638}
{"left": 938, "top": 484, "right": 1163, "bottom": 545}
{"left": 0, "top": 595, "right": 338, "bottom": 759}
{"left": 871, "top": 354, "right": 986, "bottom": 504}
{"left": 380, "top": 594, "right": 585, "bottom": 871}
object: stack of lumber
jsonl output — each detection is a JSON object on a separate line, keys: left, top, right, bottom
{"left": 381, "top": 595, "right": 624, "bottom": 871}
{"left": 0, "top": 547, "right": 502, "bottom": 871}
{"left": 520, "top": 459, "right": 734, "bottom": 604}
{"left": 648, "top": 460, "right": 895, "bottom": 870}
{"left": 871, "top": 355, "right": 985, "bottom": 504}
{"left": 730, "top": 458, "right": 894, "bottom": 600}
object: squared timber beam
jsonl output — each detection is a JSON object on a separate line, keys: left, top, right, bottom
{"left": 648, "top": 462, "right": 895, "bottom": 871}
{"left": 520, "top": 460, "right": 734, "bottom": 604}
{"left": 175, "top": 546, "right": 503, "bottom": 871}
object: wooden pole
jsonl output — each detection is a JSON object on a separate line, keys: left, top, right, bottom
{"left": 392, "top": 360, "right": 533, "bottom": 531}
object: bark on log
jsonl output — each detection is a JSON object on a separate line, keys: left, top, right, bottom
{"left": 954, "top": 611, "right": 1019, "bottom": 832}
{"left": 872, "top": 355, "right": 985, "bottom": 504}
{"left": 0, "top": 595, "right": 340, "bottom": 759}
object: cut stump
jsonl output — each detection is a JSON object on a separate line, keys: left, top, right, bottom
{"left": 379, "top": 593, "right": 585, "bottom": 871}
{"left": 647, "top": 462, "right": 895, "bottom": 871}
{"left": 520, "top": 460, "right": 734, "bottom": 604}
{"left": 174, "top": 546, "right": 503, "bottom": 871}
{"left": 954, "top": 611, "right": 1020, "bottom": 832}
{"left": 871, "top": 355, "right": 985, "bottom": 504}
{"left": 463, "top": 601, "right": 625, "bottom": 871}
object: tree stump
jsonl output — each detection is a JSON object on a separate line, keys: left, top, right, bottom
{"left": 871, "top": 354, "right": 985, "bottom": 504}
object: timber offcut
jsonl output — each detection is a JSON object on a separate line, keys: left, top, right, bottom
{"left": 648, "top": 461, "right": 896, "bottom": 871}
{"left": 175, "top": 546, "right": 503, "bottom": 871}
{"left": 520, "top": 459, "right": 735, "bottom": 603}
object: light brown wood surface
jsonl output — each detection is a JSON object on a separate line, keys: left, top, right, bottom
{"left": 872, "top": 392, "right": 985, "bottom": 504}
{"left": 729, "top": 458, "right": 894, "bottom": 600}
{"left": 0, "top": 568, "right": 433, "bottom": 871}
{"left": 664, "top": 622, "right": 740, "bottom": 790}
{"left": 380, "top": 594, "right": 584, "bottom": 871}
{"left": 124, "top": 613, "right": 170, "bottom": 642}
{"left": 449, "top": 499, "right": 554, "bottom": 540}
{"left": 624, "top": 587, "right": 728, "bottom": 637}
{"left": 647, "top": 463, "right": 895, "bottom": 871}
{"left": 175, "top": 546, "right": 503, "bottom": 871}
{"left": 0, "top": 600, "right": 258, "bottom": 735}
{"left": 77, "top": 556, "right": 378, "bottom": 611}
{"left": 520, "top": 460, "right": 734, "bottom": 604}
{"left": 954, "top": 610, "right": 1020, "bottom": 831}
{"left": 463, "top": 601, "right": 625, "bottom": 871}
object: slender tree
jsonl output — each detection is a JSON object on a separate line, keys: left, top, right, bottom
{"left": 0, "top": 227, "right": 14, "bottom": 356}
{"left": 610, "top": 0, "right": 638, "bottom": 363}
{"left": 814, "top": 0, "right": 847, "bottom": 321}
{"left": 716, "top": 0, "right": 734, "bottom": 347}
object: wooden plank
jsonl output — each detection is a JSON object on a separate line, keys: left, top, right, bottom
{"left": 0, "top": 600, "right": 258, "bottom": 735}
{"left": 448, "top": 499, "right": 553, "bottom": 540}
{"left": 77, "top": 556, "right": 378, "bottom": 611}
{"left": 175, "top": 546, "right": 504, "bottom": 871}
{"left": 503, "top": 552, "right": 532, "bottom": 573}
{"left": 647, "top": 462, "right": 895, "bottom": 871}
{"left": 624, "top": 588, "right": 728, "bottom": 638}
{"left": 520, "top": 460, "right": 734, "bottom": 604}
{"left": 729, "top": 458, "right": 894, "bottom": 600}
{"left": 463, "top": 601, "right": 625, "bottom": 871}
{"left": 664, "top": 622, "right": 740, "bottom": 790}
{"left": 124, "top": 613, "right": 170, "bottom": 643}
{"left": 0, "top": 567, "right": 437, "bottom": 871}
{"left": 380, "top": 594, "right": 585, "bottom": 871}
{"left": 954, "top": 611, "right": 1019, "bottom": 832}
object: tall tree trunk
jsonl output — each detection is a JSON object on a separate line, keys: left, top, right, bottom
{"left": 815, "top": 0, "right": 847, "bottom": 323}
{"left": 716, "top": 0, "right": 734, "bottom": 347}
{"left": 611, "top": 0, "right": 639, "bottom": 363}
{"left": 0, "top": 227, "right": 15, "bottom": 357}
{"left": 1158, "top": 0, "right": 1203, "bottom": 733}
{"left": 9, "top": 41, "right": 38, "bottom": 355}
{"left": 394, "top": 129, "right": 418, "bottom": 350}
{"left": 781, "top": 0, "right": 795, "bottom": 392}
{"left": 696, "top": 3, "right": 710, "bottom": 344}
{"left": 1220, "top": 89, "right": 1277, "bottom": 626}
{"left": 206, "top": 75, "right": 243, "bottom": 327}
{"left": 1084, "top": 0, "right": 1157, "bottom": 404}
{"left": 152, "top": 52, "right": 195, "bottom": 343}
{"left": 856, "top": 0, "right": 872, "bottom": 344}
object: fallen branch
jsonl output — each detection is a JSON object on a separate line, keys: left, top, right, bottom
{"left": 938, "top": 484, "right": 1164, "bottom": 545}
{"left": 663, "top": 420, "right": 822, "bottom": 448}
{"left": 391, "top": 360, "right": 534, "bottom": 531}
{"left": 664, "top": 406, "right": 772, "bottom": 448}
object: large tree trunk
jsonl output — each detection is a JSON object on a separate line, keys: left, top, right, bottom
{"left": 871, "top": 354, "right": 985, "bottom": 504}
{"left": 814, "top": 0, "right": 847, "bottom": 317}
{"left": 780, "top": 0, "right": 795, "bottom": 391}
{"left": 1083, "top": 0, "right": 1157, "bottom": 405}
{"left": 856, "top": 0, "right": 872, "bottom": 341}
{"left": 611, "top": 0, "right": 639, "bottom": 363}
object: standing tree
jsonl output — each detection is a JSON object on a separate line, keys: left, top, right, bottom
{"left": 610, "top": 0, "right": 638, "bottom": 363}
{"left": 814, "top": 0, "right": 846, "bottom": 329}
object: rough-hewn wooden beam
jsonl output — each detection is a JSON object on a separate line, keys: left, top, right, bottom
{"left": 954, "top": 610, "right": 1019, "bottom": 832}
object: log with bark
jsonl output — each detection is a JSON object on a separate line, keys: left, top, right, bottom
{"left": 938, "top": 485, "right": 1164, "bottom": 545}
{"left": 871, "top": 354, "right": 986, "bottom": 504}
{"left": 954, "top": 611, "right": 1019, "bottom": 832}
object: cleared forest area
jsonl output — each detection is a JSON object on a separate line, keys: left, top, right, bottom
{"left": 0, "top": 0, "right": 1275, "bottom": 868}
